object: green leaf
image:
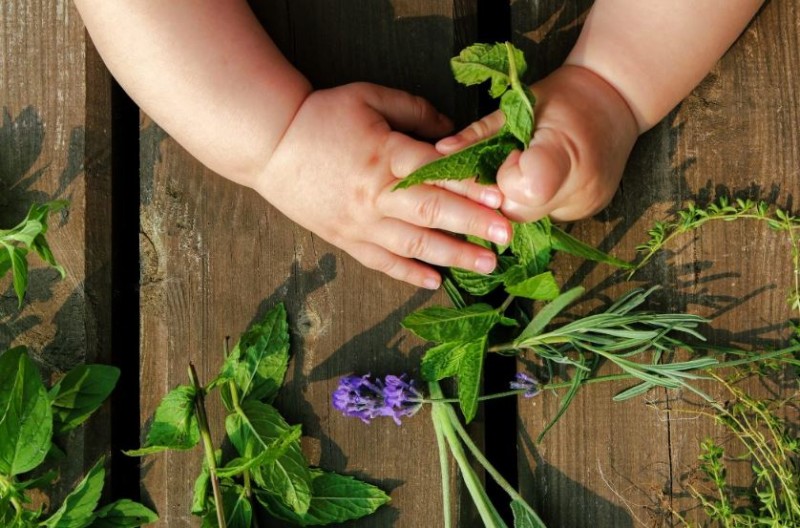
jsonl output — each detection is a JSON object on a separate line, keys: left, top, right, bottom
{"left": 538, "top": 360, "right": 589, "bottom": 443}
{"left": 504, "top": 271, "right": 560, "bottom": 300}
{"left": 256, "top": 469, "right": 390, "bottom": 526}
{"left": 216, "top": 425, "right": 301, "bottom": 478}
{"left": 451, "top": 42, "right": 526, "bottom": 98}
{"left": 191, "top": 462, "right": 211, "bottom": 516}
{"left": 0, "top": 346, "right": 53, "bottom": 475}
{"left": 456, "top": 338, "right": 487, "bottom": 423}
{"left": 515, "top": 286, "right": 585, "bottom": 344}
{"left": 42, "top": 458, "right": 105, "bottom": 528}
{"left": 420, "top": 338, "right": 487, "bottom": 422}
{"left": 510, "top": 220, "right": 552, "bottom": 275}
{"left": 475, "top": 135, "right": 520, "bottom": 184}
{"left": 89, "top": 499, "right": 158, "bottom": 527}
{"left": 226, "top": 400, "right": 311, "bottom": 514}
{"left": 511, "top": 499, "right": 547, "bottom": 528}
{"left": 125, "top": 385, "right": 199, "bottom": 456}
{"left": 49, "top": 364, "right": 120, "bottom": 435}
{"left": 202, "top": 484, "right": 252, "bottom": 528}
{"left": 401, "top": 303, "right": 501, "bottom": 343}
{"left": 550, "top": 226, "right": 633, "bottom": 269}
{"left": 33, "top": 233, "right": 65, "bottom": 278}
{"left": 500, "top": 86, "right": 536, "bottom": 146}
{"left": 3, "top": 219, "right": 43, "bottom": 246}
{"left": 393, "top": 137, "right": 492, "bottom": 190}
{"left": 218, "top": 303, "right": 290, "bottom": 407}
{"left": 5, "top": 244, "right": 29, "bottom": 308}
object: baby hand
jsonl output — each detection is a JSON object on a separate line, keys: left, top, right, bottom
{"left": 436, "top": 65, "right": 639, "bottom": 222}
{"left": 254, "top": 82, "right": 511, "bottom": 289}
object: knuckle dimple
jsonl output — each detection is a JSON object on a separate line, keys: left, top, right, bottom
{"left": 415, "top": 196, "right": 442, "bottom": 226}
{"left": 402, "top": 234, "right": 428, "bottom": 258}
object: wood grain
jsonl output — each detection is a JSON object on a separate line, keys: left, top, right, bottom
{"left": 139, "top": 1, "right": 480, "bottom": 526}
{"left": 514, "top": 1, "right": 800, "bottom": 526}
{"left": 0, "top": 0, "right": 114, "bottom": 506}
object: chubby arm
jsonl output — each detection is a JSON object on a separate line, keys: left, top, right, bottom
{"left": 74, "top": 0, "right": 512, "bottom": 289}
{"left": 73, "top": 0, "right": 311, "bottom": 187}
{"left": 566, "top": 0, "right": 765, "bottom": 132}
{"left": 439, "top": 1, "right": 764, "bottom": 222}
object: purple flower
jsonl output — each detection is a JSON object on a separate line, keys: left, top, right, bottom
{"left": 510, "top": 372, "right": 540, "bottom": 398}
{"left": 332, "top": 374, "right": 423, "bottom": 425}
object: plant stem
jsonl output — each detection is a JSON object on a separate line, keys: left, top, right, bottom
{"left": 418, "top": 389, "right": 527, "bottom": 404}
{"left": 189, "top": 363, "right": 227, "bottom": 528}
{"left": 431, "top": 399, "right": 453, "bottom": 528}
{"left": 429, "top": 382, "right": 508, "bottom": 528}
{"left": 444, "top": 402, "right": 547, "bottom": 526}
{"left": 0, "top": 474, "right": 24, "bottom": 523}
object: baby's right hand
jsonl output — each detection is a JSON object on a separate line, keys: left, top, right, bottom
{"left": 253, "top": 82, "right": 512, "bottom": 290}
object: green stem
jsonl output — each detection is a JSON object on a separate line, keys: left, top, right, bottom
{"left": 431, "top": 400, "right": 453, "bottom": 528}
{"left": 189, "top": 364, "right": 227, "bottom": 528}
{"left": 0, "top": 474, "right": 24, "bottom": 524}
{"left": 429, "top": 383, "right": 508, "bottom": 528}
{"left": 418, "top": 389, "right": 527, "bottom": 404}
{"left": 444, "top": 403, "right": 547, "bottom": 526}
{"left": 498, "top": 294, "right": 516, "bottom": 314}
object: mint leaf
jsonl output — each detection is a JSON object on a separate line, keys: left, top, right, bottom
{"left": 401, "top": 303, "right": 501, "bottom": 343}
{"left": 256, "top": 469, "right": 390, "bottom": 526}
{"left": 511, "top": 499, "right": 547, "bottom": 528}
{"left": 451, "top": 42, "right": 526, "bottom": 98}
{"left": 504, "top": 271, "right": 560, "bottom": 301}
{"left": 126, "top": 385, "right": 199, "bottom": 456}
{"left": 550, "top": 226, "right": 634, "bottom": 269}
{"left": 500, "top": 86, "right": 536, "bottom": 146}
{"left": 0, "top": 346, "right": 53, "bottom": 475}
{"left": 4, "top": 243, "right": 29, "bottom": 308}
{"left": 217, "top": 425, "right": 301, "bottom": 478}
{"left": 191, "top": 460, "right": 212, "bottom": 516}
{"left": 511, "top": 220, "right": 553, "bottom": 275}
{"left": 420, "top": 338, "right": 486, "bottom": 422}
{"left": 226, "top": 400, "right": 311, "bottom": 514}
{"left": 89, "top": 499, "right": 158, "bottom": 528}
{"left": 394, "top": 137, "right": 494, "bottom": 190}
{"left": 202, "top": 484, "right": 252, "bottom": 528}
{"left": 49, "top": 364, "right": 120, "bottom": 435}
{"left": 41, "top": 457, "right": 105, "bottom": 528}
{"left": 450, "top": 267, "right": 505, "bottom": 296}
{"left": 219, "top": 303, "right": 290, "bottom": 407}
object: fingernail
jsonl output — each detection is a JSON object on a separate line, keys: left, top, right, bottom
{"left": 488, "top": 223, "right": 509, "bottom": 245}
{"left": 481, "top": 189, "right": 502, "bottom": 209}
{"left": 475, "top": 255, "right": 496, "bottom": 274}
{"left": 423, "top": 277, "right": 440, "bottom": 290}
{"left": 437, "top": 137, "right": 459, "bottom": 148}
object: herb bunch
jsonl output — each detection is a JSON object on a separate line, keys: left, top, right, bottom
{"left": 0, "top": 202, "right": 156, "bottom": 527}
{"left": 130, "top": 303, "right": 389, "bottom": 527}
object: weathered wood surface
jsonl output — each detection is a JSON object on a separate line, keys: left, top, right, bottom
{"left": 9, "top": 0, "right": 798, "bottom": 526}
{"left": 0, "top": 0, "right": 114, "bottom": 505}
{"left": 515, "top": 1, "right": 800, "bottom": 526}
{"left": 139, "top": 1, "right": 479, "bottom": 526}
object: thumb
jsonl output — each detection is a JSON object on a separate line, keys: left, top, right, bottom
{"left": 497, "top": 134, "right": 571, "bottom": 222}
{"left": 362, "top": 84, "right": 453, "bottom": 138}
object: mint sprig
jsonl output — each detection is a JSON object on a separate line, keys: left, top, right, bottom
{"left": 130, "top": 303, "right": 389, "bottom": 527}
{"left": 394, "top": 42, "right": 535, "bottom": 190}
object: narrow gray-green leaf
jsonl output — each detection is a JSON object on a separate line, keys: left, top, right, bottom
{"left": 226, "top": 400, "right": 311, "bottom": 514}
{"left": 511, "top": 499, "right": 548, "bottom": 528}
{"left": 0, "top": 346, "right": 53, "bottom": 475}
{"left": 41, "top": 458, "right": 105, "bottom": 528}
{"left": 255, "top": 469, "right": 390, "bottom": 526}
{"left": 504, "top": 271, "right": 559, "bottom": 301}
{"left": 401, "top": 303, "right": 500, "bottom": 343}
{"left": 538, "top": 362, "right": 588, "bottom": 443}
{"left": 515, "top": 287, "right": 585, "bottom": 344}
{"left": 125, "top": 385, "right": 199, "bottom": 456}
{"left": 551, "top": 226, "right": 633, "bottom": 269}
{"left": 49, "top": 364, "right": 120, "bottom": 435}
{"left": 89, "top": 499, "right": 158, "bottom": 528}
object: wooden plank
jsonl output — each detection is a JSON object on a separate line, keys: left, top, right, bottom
{"left": 514, "top": 1, "right": 800, "bottom": 526}
{"left": 0, "top": 0, "right": 114, "bottom": 504}
{"left": 139, "top": 1, "right": 479, "bottom": 526}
